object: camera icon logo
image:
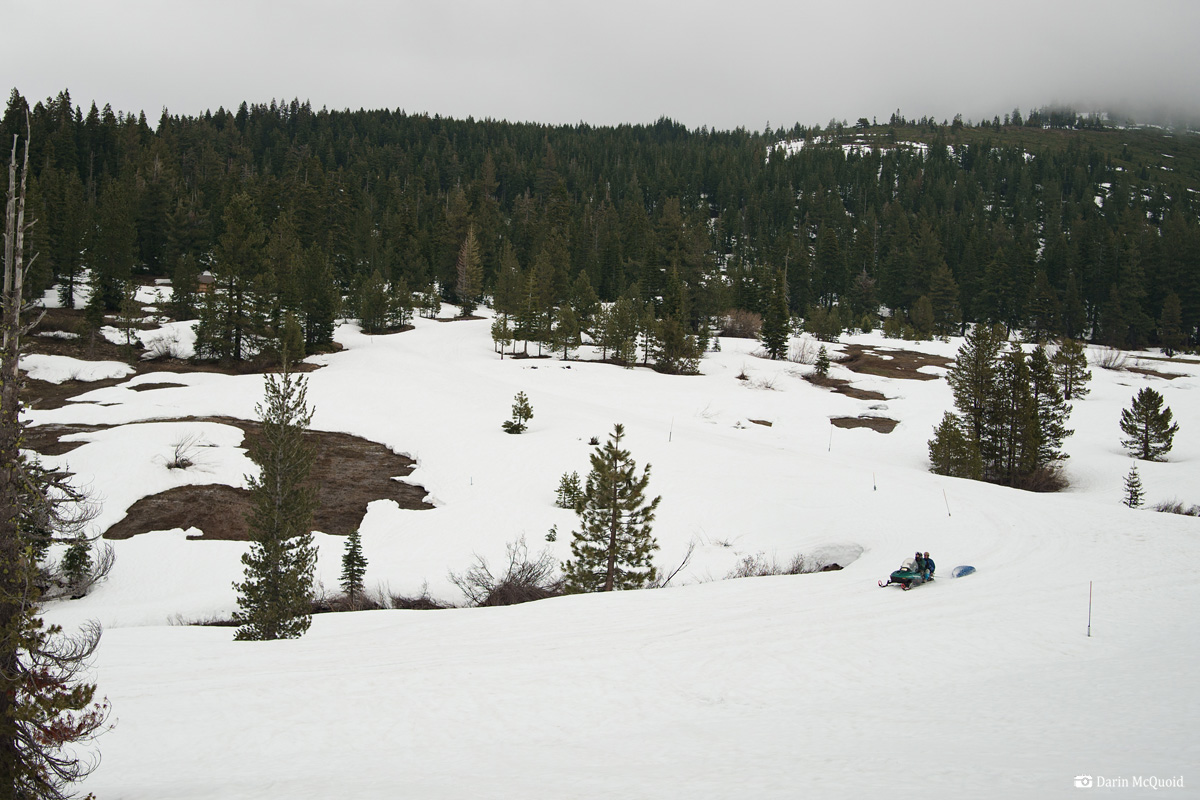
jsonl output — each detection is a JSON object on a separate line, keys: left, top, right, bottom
{"left": 1074, "top": 775, "right": 1094, "bottom": 788}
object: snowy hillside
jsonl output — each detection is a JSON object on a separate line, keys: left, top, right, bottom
{"left": 29, "top": 312, "right": 1200, "bottom": 799}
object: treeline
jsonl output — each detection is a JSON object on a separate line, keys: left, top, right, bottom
{"left": 6, "top": 88, "right": 1200, "bottom": 360}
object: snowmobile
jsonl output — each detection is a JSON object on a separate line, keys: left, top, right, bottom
{"left": 878, "top": 558, "right": 932, "bottom": 590}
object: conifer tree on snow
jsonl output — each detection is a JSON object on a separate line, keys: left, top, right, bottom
{"left": 814, "top": 345, "right": 831, "bottom": 378}
{"left": 233, "top": 361, "right": 318, "bottom": 640}
{"left": 1028, "top": 345, "right": 1072, "bottom": 468}
{"left": 555, "top": 471, "right": 583, "bottom": 509}
{"left": 1119, "top": 387, "right": 1180, "bottom": 461}
{"left": 563, "top": 424, "right": 661, "bottom": 593}
{"left": 1159, "top": 293, "right": 1184, "bottom": 357}
{"left": 993, "top": 343, "right": 1040, "bottom": 484}
{"left": 502, "top": 391, "right": 534, "bottom": 434}
{"left": 1051, "top": 339, "right": 1091, "bottom": 401}
{"left": 340, "top": 529, "right": 368, "bottom": 604}
{"left": 759, "top": 269, "right": 790, "bottom": 359}
{"left": 455, "top": 223, "right": 483, "bottom": 316}
{"left": 1122, "top": 465, "right": 1144, "bottom": 508}
{"left": 927, "top": 411, "right": 984, "bottom": 480}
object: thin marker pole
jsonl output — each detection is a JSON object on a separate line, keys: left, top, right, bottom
{"left": 943, "top": 489, "right": 951, "bottom": 517}
{"left": 1087, "top": 581, "right": 1093, "bottom": 638}
{"left": 669, "top": 417, "right": 674, "bottom": 443}
{"left": 873, "top": 472, "right": 877, "bottom": 491}
{"left": 827, "top": 424, "right": 833, "bottom": 452}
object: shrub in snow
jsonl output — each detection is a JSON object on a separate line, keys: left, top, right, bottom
{"left": 449, "top": 537, "right": 561, "bottom": 607}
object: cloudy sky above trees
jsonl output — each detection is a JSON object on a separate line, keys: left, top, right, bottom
{"left": 7, "top": 0, "right": 1200, "bottom": 129}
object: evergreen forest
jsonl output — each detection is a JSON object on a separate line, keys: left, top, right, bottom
{"left": 7, "top": 89, "right": 1200, "bottom": 363}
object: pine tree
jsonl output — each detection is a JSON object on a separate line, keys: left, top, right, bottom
{"left": 555, "top": 471, "right": 583, "bottom": 509}
{"left": 928, "top": 261, "right": 961, "bottom": 338}
{"left": 814, "top": 345, "right": 831, "bottom": 378}
{"left": 1122, "top": 465, "right": 1144, "bottom": 508}
{"left": 491, "top": 315, "right": 513, "bottom": 357}
{"left": 1028, "top": 345, "right": 1072, "bottom": 467}
{"left": 60, "top": 535, "right": 93, "bottom": 594}
{"left": 947, "top": 324, "right": 1006, "bottom": 450}
{"left": 1119, "top": 387, "right": 1180, "bottom": 461}
{"left": 340, "top": 529, "right": 368, "bottom": 604}
{"left": 357, "top": 270, "right": 389, "bottom": 334}
{"left": 502, "top": 391, "right": 533, "bottom": 434}
{"left": 759, "top": 269, "right": 790, "bottom": 359}
{"left": 455, "top": 223, "right": 483, "bottom": 316}
{"left": 2, "top": 126, "right": 109, "bottom": 799}
{"left": 1051, "top": 339, "right": 1091, "bottom": 401}
{"left": 551, "top": 305, "right": 580, "bottom": 360}
{"left": 563, "top": 424, "right": 661, "bottom": 593}
{"left": 1159, "top": 293, "right": 1184, "bottom": 357}
{"left": 993, "top": 343, "right": 1040, "bottom": 484}
{"left": 233, "top": 362, "right": 319, "bottom": 640}
{"left": 927, "top": 412, "right": 984, "bottom": 479}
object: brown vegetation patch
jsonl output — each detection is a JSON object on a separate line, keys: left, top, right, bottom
{"left": 838, "top": 344, "right": 952, "bottom": 381}
{"left": 1129, "top": 366, "right": 1186, "bottom": 380}
{"left": 830, "top": 416, "right": 899, "bottom": 433}
{"left": 23, "top": 424, "right": 109, "bottom": 456}
{"left": 803, "top": 373, "right": 887, "bottom": 401}
{"left": 21, "top": 376, "right": 131, "bottom": 411}
{"left": 128, "top": 382, "right": 188, "bottom": 392}
{"left": 21, "top": 416, "right": 435, "bottom": 541}
{"left": 749, "top": 419, "right": 773, "bottom": 427}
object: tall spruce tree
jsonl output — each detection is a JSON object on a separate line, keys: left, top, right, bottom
{"left": 563, "top": 424, "right": 661, "bottom": 593}
{"left": 1119, "top": 387, "right": 1180, "bottom": 461}
{"left": 1051, "top": 339, "right": 1091, "bottom": 400}
{"left": 759, "top": 269, "right": 790, "bottom": 359}
{"left": 947, "top": 324, "right": 1006, "bottom": 450}
{"left": 455, "top": 223, "right": 483, "bottom": 316}
{"left": 1028, "top": 345, "right": 1072, "bottom": 468}
{"left": 233, "top": 362, "right": 319, "bottom": 640}
{"left": 340, "top": 530, "right": 368, "bottom": 605}
{"left": 993, "top": 343, "right": 1039, "bottom": 484}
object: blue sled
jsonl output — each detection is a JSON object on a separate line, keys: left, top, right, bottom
{"left": 951, "top": 565, "right": 976, "bottom": 578}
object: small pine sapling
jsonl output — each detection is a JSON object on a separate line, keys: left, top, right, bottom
{"left": 502, "top": 391, "right": 534, "bottom": 434}
{"left": 555, "top": 471, "right": 583, "bottom": 509}
{"left": 1123, "top": 465, "right": 1144, "bottom": 508}
{"left": 61, "top": 534, "right": 93, "bottom": 595}
{"left": 340, "top": 529, "right": 368, "bottom": 604}
{"left": 814, "top": 345, "right": 831, "bottom": 378}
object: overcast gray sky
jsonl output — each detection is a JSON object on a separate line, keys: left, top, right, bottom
{"left": 5, "top": 0, "right": 1199, "bottom": 130}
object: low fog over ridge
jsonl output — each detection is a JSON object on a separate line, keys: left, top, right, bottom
{"left": 3, "top": 0, "right": 1198, "bottom": 131}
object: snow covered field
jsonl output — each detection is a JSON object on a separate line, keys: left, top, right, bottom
{"left": 28, "top": 312, "right": 1200, "bottom": 798}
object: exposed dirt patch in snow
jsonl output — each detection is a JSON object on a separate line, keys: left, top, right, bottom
{"left": 838, "top": 344, "right": 952, "bottom": 381}
{"left": 23, "top": 423, "right": 109, "bottom": 456}
{"left": 23, "top": 376, "right": 130, "bottom": 411}
{"left": 25, "top": 416, "right": 433, "bottom": 540}
{"left": 803, "top": 373, "right": 887, "bottom": 401}
{"left": 830, "top": 416, "right": 899, "bottom": 433}
{"left": 104, "top": 419, "right": 433, "bottom": 540}
{"left": 127, "top": 382, "right": 188, "bottom": 392}
{"left": 1129, "top": 366, "right": 1186, "bottom": 380}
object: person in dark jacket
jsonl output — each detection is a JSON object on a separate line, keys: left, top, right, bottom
{"left": 923, "top": 551, "right": 935, "bottom": 581}
{"left": 913, "top": 551, "right": 927, "bottom": 581}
